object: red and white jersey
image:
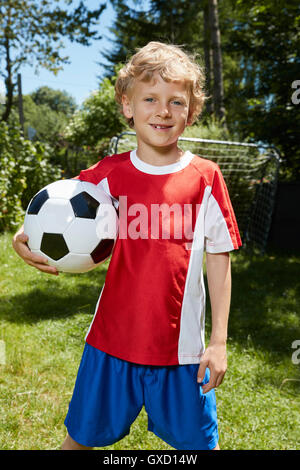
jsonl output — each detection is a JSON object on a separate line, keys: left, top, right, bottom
{"left": 79, "top": 150, "right": 242, "bottom": 366}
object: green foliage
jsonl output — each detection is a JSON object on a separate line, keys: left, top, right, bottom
{"left": 65, "top": 77, "right": 126, "bottom": 147}
{"left": 223, "top": 0, "right": 300, "bottom": 180}
{"left": 102, "top": 0, "right": 202, "bottom": 76}
{"left": 63, "top": 74, "right": 128, "bottom": 171}
{"left": 0, "top": 0, "right": 106, "bottom": 122}
{"left": 23, "top": 95, "right": 69, "bottom": 145}
{"left": 182, "top": 116, "right": 237, "bottom": 141}
{"left": 0, "top": 122, "right": 61, "bottom": 232}
{"left": 103, "top": 0, "right": 300, "bottom": 181}
{"left": 30, "top": 86, "right": 77, "bottom": 116}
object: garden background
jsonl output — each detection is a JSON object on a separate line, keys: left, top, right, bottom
{"left": 0, "top": 0, "right": 299, "bottom": 450}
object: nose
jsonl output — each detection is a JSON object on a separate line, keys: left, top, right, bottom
{"left": 156, "top": 103, "right": 171, "bottom": 118}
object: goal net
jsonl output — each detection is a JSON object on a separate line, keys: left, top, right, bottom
{"left": 109, "top": 132, "right": 281, "bottom": 253}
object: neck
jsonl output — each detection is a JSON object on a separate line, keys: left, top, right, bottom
{"left": 136, "top": 141, "right": 184, "bottom": 167}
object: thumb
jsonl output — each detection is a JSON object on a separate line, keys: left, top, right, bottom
{"left": 17, "top": 232, "right": 29, "bottom": 242}
{"left": 197, "top": 358, "right": 208, "bottom": 383}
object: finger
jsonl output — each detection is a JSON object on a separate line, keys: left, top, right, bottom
{"left": 36, "top": 264, "right": 59, "bottom": 275}
{"left": 215, "top": 371, "right": 226, "bottom": 388}
{"left": 197, "top": 360, "right": 208, "bottom": 383}
{"left": 26, "top": 251, "right": 50, "bottom": 265}
{"left": 14, "top": 238, "right": 56, "bottom": 272}
{"left": 201, "top": 380, "right": 214, "bottom": 394}
{"left": 27, "top": 260, "right": 59, "bottom": 275}
{"left": 17, "top": 232, "right": 29, "bottom": 242}
{"left": 12, "top": 236, "right": 31, "bottom": 258}
{"left": 202, "top": 370, "right": 226, "bottom": 394}
{"left": 15, "top": 240, "right": 49, "bottom": 265}
{"left": 22, "top": 251, "right": 49, "bottom": 267}
{"left": 201, "top": 370, "right": 219, "bottom": 394}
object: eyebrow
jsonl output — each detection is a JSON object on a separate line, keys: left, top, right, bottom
{"left": 143, "top": 92, "right": 188, "bottom": 102}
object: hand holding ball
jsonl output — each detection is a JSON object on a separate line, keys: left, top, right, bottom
{"left": 24, "top": 179, "right": 118, "bottom": 273}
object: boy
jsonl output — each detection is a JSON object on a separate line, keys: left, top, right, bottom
{"left": 12, "top": 42, "right": 242, "bottom": 450}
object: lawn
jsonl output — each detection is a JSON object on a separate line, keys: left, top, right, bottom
{"left": 0, "top": 231, "right": 299, "bottom": 450}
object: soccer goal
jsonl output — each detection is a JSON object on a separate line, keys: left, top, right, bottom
{"left": 109, "top": 132, "right": 281, "bottom": 253}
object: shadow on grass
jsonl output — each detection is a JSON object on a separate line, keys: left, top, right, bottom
{"left": 1, "top": 265, "right": 107, "bottom": 324}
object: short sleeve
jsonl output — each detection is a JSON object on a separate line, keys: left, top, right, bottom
{"left": 75, "top": 159, "right": 106, "bottom": 184}
{"left": 73, "top": 154, "right": 123, "bottom": 209}
{"left": 204, "top": 165, "right": 242, "bottom": 253}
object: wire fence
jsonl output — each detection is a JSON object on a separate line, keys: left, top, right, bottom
{"left": 109, "top": 132, "right": 281, "bottom": 253}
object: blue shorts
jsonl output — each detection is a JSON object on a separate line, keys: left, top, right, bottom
{"left": 64, "top": 343, "right": 218, "bottom": 450}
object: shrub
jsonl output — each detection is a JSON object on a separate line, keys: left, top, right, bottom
{"left": 62, "top": 75, "right": 128, "bottom": 174}
{"left": 0, "top": 122, "right": 61, "bottom": 232}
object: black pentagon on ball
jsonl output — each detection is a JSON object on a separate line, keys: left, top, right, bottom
{"left": 27, "top": 189, "right": 49, "bottom": 215}
{"left": 91, "top": 238, "right": 114, "bottom": 264}
{"left": 41, "top": 232, "right": 69, "bottom": 261}
{"left": 70, "top": 191, "right": 100, "bottom": 219}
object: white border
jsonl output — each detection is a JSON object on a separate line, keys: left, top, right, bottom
{"left": 130, "top": 150, "right": 194, "bottom": 175}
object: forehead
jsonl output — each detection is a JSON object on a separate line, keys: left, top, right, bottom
{"left": 131, "top": 72, "right": 189, "bottom": 97}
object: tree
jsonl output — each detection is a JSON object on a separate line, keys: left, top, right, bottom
{"left": 208, "top": 0, "right": 226, "bottom": 123}
{"left": 64, "top": 72, "right": 126, "bottom": 148}
{"left": 225, "top": 0, "right": 300, "bottom": 179}
{"left": 30, "top": 86, "right": 77, "bottom": 116}
{"left": 101, "top": 0, "right": 203, "bottom": 77}
{"left": 203, "top": 1, "right": 214, "bottom": 115}
{"left": 0, "top": 0, "right": 106, "bottom": 122}
{"left": 22, "top": 94, "right": 69, "bottom": 145}
{"left": 99, "top": 0, "right": 155, "bottom": 76}
{"left": 100, "top": 0, "right": 300, "bottom": 179}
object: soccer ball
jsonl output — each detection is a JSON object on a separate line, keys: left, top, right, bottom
{"left": 24, "top": 179, "right": 118, "bottom": 273}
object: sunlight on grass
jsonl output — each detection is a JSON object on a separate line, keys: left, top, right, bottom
{"left": 0, "top": 232, "right": 299, "bottom": 450}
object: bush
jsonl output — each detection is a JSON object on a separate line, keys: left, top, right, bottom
{"left": 65, "top": 77, "right": 126, "bottom": 147}
{"left": 62, "top": 74, "right": 128, "bottom": 173}
{"left": 23, "top": 95, "right": 69, "bottom": 146}
{"left": 0, "top": 122, "right": 61, "bottom": 232}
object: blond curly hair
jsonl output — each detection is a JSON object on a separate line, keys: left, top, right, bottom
{"left": 115, "top": 42, "right": 206, "bottom": 128}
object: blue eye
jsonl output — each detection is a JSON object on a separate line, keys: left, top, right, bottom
{"left": 172, "top": 100, "right": 182, "bottom": 106}
{"left": 145, "top": 97, "right": 154, "bottom": 102}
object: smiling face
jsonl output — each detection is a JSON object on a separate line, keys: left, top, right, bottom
{"left": 122, "top": 73, "right": 192, "bottom": 160}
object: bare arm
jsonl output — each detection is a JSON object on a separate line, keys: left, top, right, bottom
{"left": 197, "top": 252, "right": 231, "bottom": 393}
{"left": 12, "top": 225, "right": 59, "bottom": 275}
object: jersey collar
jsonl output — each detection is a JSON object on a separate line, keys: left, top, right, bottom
{"left": 130, "top": 149, "right": 194, "bottom": 175}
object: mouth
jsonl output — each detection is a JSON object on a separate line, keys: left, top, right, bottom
{"left": 150, "top": 124, "right": 173, "bottom": 130}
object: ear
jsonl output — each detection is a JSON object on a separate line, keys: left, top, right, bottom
{"left": 186, "top": 109, "right": 193, "bottom": 127}
{"left": 122, "top": 95, "right": 133, "bottom": 119}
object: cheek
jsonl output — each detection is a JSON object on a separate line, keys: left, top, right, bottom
{"left": 178, "top": 109, "right": 190, "bottom": 125}
{"left": 137, "top": 107, "right": 153, "bottom": 121}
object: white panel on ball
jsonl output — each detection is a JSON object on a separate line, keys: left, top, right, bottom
{"left": 38, "top": 198, "right": 74, "bottom": 233}
{"left": 45, "top": 179, "right": 82, "bottom": 199}
{"left": 52, "top": 252, "right": 96, "bottom": 273}
{"left": 64, "top": 218, "right": 100, "bottom": 254}
{"left": 24, "top": 215, "right": 43, "bottom": 250}
{"left": 30, "top": 249, "right": 94, "bottom": 273}
{"left": 95, "top": 204, "right": 119, "bottom": 239}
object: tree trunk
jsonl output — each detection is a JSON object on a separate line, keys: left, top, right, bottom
{"left": 203, "top": 1, "right": 214, "bottom": 115}
{"left": 208, "top": 0, "right": 226, "bottom": 123}
{"left": 1, "top": 18, "right": 15, "bottom": 122}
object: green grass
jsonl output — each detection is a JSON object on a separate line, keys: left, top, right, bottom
{"left": 0, "top": 232, "right": 299, "bottom": 450}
